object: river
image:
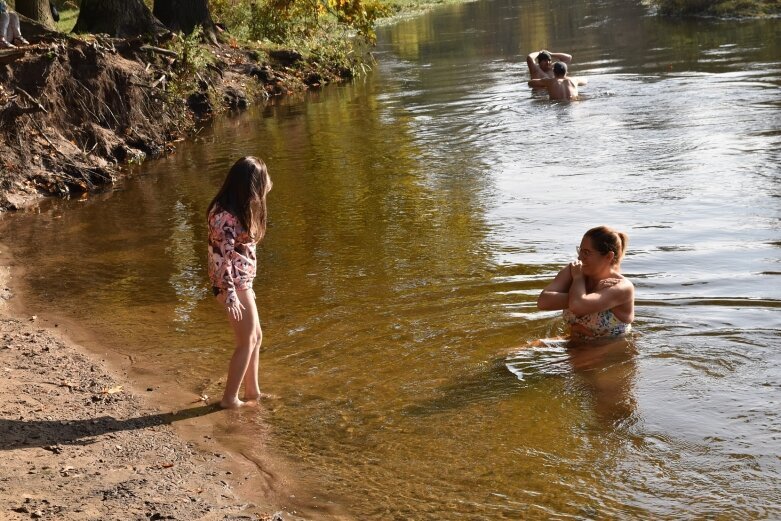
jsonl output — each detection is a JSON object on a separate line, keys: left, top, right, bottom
{"left": 2, "top": 0, "right": 780, "bottom": 518}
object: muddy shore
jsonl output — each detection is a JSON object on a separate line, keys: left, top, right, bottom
{"left": 0, "top": 246, "right": 312, "bottom": 520}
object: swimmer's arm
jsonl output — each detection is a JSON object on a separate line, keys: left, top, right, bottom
{"left": 575, "top": 77, "right": 588, "bottom": 86}
{"left": 537, "top": 266, "right": 573, "bottom": 310}
{"left": 526, "top": 53, "right": 541, "bottom": 77}
{"left": 528, "top": 78, "right": 549, "bottom": 89}
{"left": 550, "top": 52, "right": 572, "bottom": 64}
{"left": 568, "top": 278, "right": 634, "bottom": 316}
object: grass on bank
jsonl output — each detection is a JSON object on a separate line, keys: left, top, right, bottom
{"left": 54, "top": 0, "right": 386, "bottom": 76}
{"left": 54, "top": 6, "right": 78, "bottom": 33}
{"left": 47, "top": 0, "right": 461, "bottom": 90}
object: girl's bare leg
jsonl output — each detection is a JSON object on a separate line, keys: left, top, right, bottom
{"left": 220, "top": 289, "right": 261, "bottom": 409}
{"left": 243, "top": 338, "right": 262, "bottom": 401}
{"left": 243, "top": 289, "right": 262, "bottom": 402}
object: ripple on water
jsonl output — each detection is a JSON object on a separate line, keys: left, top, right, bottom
{"left": 1, "top": 0, "right": 780, "bottom": 518}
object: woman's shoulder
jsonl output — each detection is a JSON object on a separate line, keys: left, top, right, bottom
{"left": 596, "top": 274, "right": 633, "bottom": 296}
{"left": 613, "top": 275, "right": 635, "bottom": 293}
{"left": 611, "top": 276, "right": 635, "bottom": 307}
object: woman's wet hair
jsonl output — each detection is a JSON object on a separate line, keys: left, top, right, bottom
{"left": 208, "top": 156, "right": 272, "bottom": 240}
{"left": 584, "top": 226, "right": 628, "bottom": 264}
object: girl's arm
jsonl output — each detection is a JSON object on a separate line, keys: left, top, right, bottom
{"left": 537, "top": 265, "right": 573, "bottom": 310}
{"left": 567, "top": 263, "right": 633, "bottom": 316}
{"left": 212, "top": 214, "right": 245, "bottom": 320}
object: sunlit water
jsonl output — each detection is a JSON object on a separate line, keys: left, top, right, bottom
{"left": 2, "top": 0, "right": 780, "bottom": 518}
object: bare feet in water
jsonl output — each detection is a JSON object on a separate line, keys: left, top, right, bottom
{"left": 219, "top": 397, "right": 257, "bottom": 409}
{"left": 221, "top": 392, "right": 280, "bottom": 408}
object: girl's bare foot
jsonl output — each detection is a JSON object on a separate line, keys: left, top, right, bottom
{"left": 220, "top": 397, "right": 247, "bottom": 409}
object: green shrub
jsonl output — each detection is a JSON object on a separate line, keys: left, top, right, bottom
{"left": 209, "top": 0, "right": 390, "bottom": 44}
{"left": 165, "top": 26, "right": 215, "bottom": 97}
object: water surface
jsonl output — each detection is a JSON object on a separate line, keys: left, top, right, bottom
{"left": 2, "top": 0, "right": 780, "bottom": 518}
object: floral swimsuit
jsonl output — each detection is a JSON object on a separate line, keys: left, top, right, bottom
{"left": 207, "top": 206, "right": 257, "bottom": 309}
{"left": 562, "top": 309, "right": 631, "bottom": 338}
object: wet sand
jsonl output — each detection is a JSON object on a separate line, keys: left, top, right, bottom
{"left": 0, "top": 247, "right": 294, "bottom": 521}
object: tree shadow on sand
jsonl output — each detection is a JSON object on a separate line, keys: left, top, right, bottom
{"left": 0, "top": 403, "right": 221, "bottom": 451}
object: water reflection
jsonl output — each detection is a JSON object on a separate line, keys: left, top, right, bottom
{"left": 1, "top": 0, "right": 780, "bottom": 517}
{"left": 505, "top": 336, "right": 638, "bottom": 426}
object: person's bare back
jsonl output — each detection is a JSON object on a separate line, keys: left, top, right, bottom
{"left": 527, "top": 61, "right": 587, "bottom": 101}
{"left": 546, "top": 77, "right": 582, "bottom": 100}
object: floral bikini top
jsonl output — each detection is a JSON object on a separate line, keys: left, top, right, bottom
{"left": 562, "top": 308, "right": 631, "bottom": 338}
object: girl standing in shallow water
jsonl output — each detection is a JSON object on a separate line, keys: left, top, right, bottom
{"left": 207, "top": 156, "right": 272, "bottom": 408}
{"left": 537, "top": 226, "right": 634, "bottom": 339}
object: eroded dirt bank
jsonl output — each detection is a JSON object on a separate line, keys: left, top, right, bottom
{"left": 0, "top": 31, "right": 351, "bottom": 211}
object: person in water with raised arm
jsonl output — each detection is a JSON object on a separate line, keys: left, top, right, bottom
{"left": 528, "top": 61, "right": 587, "bottom": 101}
{"left": 537, "top": 226, "right": 634, "bottom": 339}
{"left": 526, "top": 49, "right": 572, "bottom": 80}
{"left": 207, "top": 156, "right": 272, "bottom": 408}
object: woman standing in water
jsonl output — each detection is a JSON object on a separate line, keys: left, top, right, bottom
{"left": 538, "top": 226, "right": 634, "bottom": 338}
{"left": 208, "top": 156, "right": 272, "bottom": 408}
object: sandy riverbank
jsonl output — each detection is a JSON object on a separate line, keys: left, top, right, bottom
{"left": 0, "top": 247, "right": 303, "bottom": 520}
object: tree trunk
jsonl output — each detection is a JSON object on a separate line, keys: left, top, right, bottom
{"left": 17, "top": 12, "right": 62, "bottom": 41}
{"left": 153, "top": 0, "right": 217, "bottom": 43}
{"left": 14, "top": 0, "right": 56, "bottom": 30}
{"left": 73, "top": 0, "right": 168, "bottom": 38}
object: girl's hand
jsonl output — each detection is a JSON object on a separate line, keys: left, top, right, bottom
{"left": 569, "top": 260, "right": 584, "bottom": 279}
{"left": 597, "top": 278, "right": 621, "bottom": 290}
{"left": 226, "top": 300, "right": 245, "bottom": 321}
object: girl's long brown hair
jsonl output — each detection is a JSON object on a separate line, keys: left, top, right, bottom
{"left": 207, "top": 156, "right": 272, "bottom": 241}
